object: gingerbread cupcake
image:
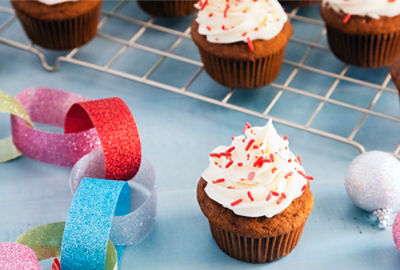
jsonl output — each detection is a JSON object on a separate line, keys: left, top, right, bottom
{"left": 321, "top": 0, "right": 400, "bottom": 67}
{"left": 197, "top": 121, "right": 314, "bottom": 263}
{"left": 137, "top": 0, "right": 196, "bottom": 17}
{"left": 11, "top": 0, "right": 102, "bottom": 50}
{"left": 390, "top": 57, "right": 400, "bottom": 95}
{"left": 279, "top": 0, "right": 320, "bottom": 7}
{"left": 191, "top": 0, "right": 293, "bottom": 89}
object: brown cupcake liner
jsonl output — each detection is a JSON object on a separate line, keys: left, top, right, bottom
{"left": 390, "top": 59, "right": 400, "bottom": 95}
{"left": 14, "top": 4, "right": 101, "bottom": 50}
{"left": 137, "top": 1, "right": 196, "bottom": 17}
{"left": 279, "top": 0, "right": 320, "bottom": 7}
{"left": 209, "top": 222, "right": 305, "bottom": 263}
{"left": 326, "top": 26, "right": 400, "bottom": 68}
{"left": 198, "top": 46, "right": 286, "bottom": 89}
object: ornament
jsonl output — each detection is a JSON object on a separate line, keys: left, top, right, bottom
{"left": 345, "top": 151, "right": 400, "bottom": 229}
{"left": 393, "top": 212, "right": 400, "bottom": 251}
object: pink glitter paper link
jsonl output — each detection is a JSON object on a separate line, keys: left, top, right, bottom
{"left": 11, "top": 88, "right": 101, "bottom": 167}
{"left": 393, "top": 212, "right": 400, "bottom": 251}
{"left": 0, "top": 243, "right": 41, "bottom": 270}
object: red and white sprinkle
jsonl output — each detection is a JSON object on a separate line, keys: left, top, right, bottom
{"left": 231, "top": 198, "right": 243, "bottom": 206}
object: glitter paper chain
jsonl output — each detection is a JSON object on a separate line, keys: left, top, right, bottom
{"left": 0, "top": 90, "right": 33, "bottom": 163}
{"left": 0, "top": 88, "right": 154, "bottom": 269}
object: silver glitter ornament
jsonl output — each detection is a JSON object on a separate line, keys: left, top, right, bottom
{"left": 345, "top": 151, "right": 400, "bottom": 229}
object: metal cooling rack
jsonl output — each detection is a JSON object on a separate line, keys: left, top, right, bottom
{"left": 0, "top": 1, "right": 399, "bottom": 158}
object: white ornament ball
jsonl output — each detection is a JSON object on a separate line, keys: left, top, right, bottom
{"left": 345, "top": 151, "right": 400, "bottom": 212}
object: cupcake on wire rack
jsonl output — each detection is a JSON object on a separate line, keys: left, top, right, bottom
{"left": 191, "top": 0, "right": 293, "bottom": 89}
{"left": 137, "top": 0, "right": 197, "bottom": 17}
{"left": 320, "top": 0, "right": 400, "bottom": 67}
{"left": 279, "top": 0, "right": 320, "bottom": 7}
{"left": 11, "top": 0, "right": 102, "bottom": 50}
{"left": 390, "top": 57, "right": 400, "bottom": 95}
{"left": 197, "top": 120, "right": 314, "bottom": 263}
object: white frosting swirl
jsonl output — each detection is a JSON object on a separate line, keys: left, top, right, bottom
{"left": 195, "top": 0, "right": 288, "bottom": 44}
{"left": 36, "top": 0, "right": 77, "bottom": 5}
{"left": 201, "top": 120, "right": 312, "bottom": 218}
{"left": 323, "top": 0, "right": 400, "bottom": 19}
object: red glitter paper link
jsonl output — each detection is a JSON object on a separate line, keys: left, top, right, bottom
{"left": 52, "top": 258, "right": 61, "bottom": 270}
{"left": 64, "top": 97, "right": 141, "bottom": 180}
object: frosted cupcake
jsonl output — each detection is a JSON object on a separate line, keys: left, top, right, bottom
{"left": 279, "top": 0, "right": 320, "bottom": 7}
{"left": 197, "top": 120, "right": 314, "bottom": 263}
{"left": 11, "top": 0, "right": 102, "bottom": 50}
{"left": 390, "top": 57, "right": 400, "bottom": 95}
{"left": 137, "top": 0, "right": 196, "bottom": 17}
{"left": 321, "top": 0, "right": 400, "bottom": 67}
{"left": 191, "top": 0, "right": 293, "bottom": 89}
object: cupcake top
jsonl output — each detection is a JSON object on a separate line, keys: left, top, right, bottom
{"left": 36, "top": 0, "right": 77, "bottom": 5}
{"left": 201, "top": 120, "right": 313, "bottom": 218}
{"left": 194, "top": 0, "right": 288, "bottom": 44}
{"left": 323, "top": 0, "right": 400, "bottom": 19}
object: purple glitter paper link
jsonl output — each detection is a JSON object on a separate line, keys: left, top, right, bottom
{"left": 11, "top": 88, "right": 102, "bottom": 167}
{"left": 69, "top": 148, "right": 157, "bottom": 246}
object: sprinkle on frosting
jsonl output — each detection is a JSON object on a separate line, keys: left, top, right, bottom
{"left": 213, "top": 178, "right": 225, "bottom": 184}
{"left": 298, "top": 170, "right": 314, "bottom": 180}
{"left": 297, "top": 155, "right": 302, "bottom": 165}
{"left": 343, "top": 13, "right": 352, "bottom": 24}
{"left": 243, "top": 122, "right": 252, "bottom": 133}
{"left": 231, "top": 198, "right": 243, "bottom": 206}
{"left": 202, "top": 120, "right": 314, "bottom": 218}
{"left": 247, "top": 37, "right": 254, "bottom": 51}
{"left": 195, "top": 0, "right": 288, "bottom": 46}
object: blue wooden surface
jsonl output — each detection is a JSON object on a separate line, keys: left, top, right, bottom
{"left": 1, "top": 2, "right": 400, "bottom": 269}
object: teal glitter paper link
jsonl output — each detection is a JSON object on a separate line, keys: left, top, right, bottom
{"left": 61, "top": 178, "right": 130, "bottom": 270}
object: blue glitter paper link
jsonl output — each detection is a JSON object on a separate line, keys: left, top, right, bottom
{"left": 69, "top": 149, "right": 157, "bottom": 246}
{"left": 61, "top": 178, "right": 130, "bottom": 270}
